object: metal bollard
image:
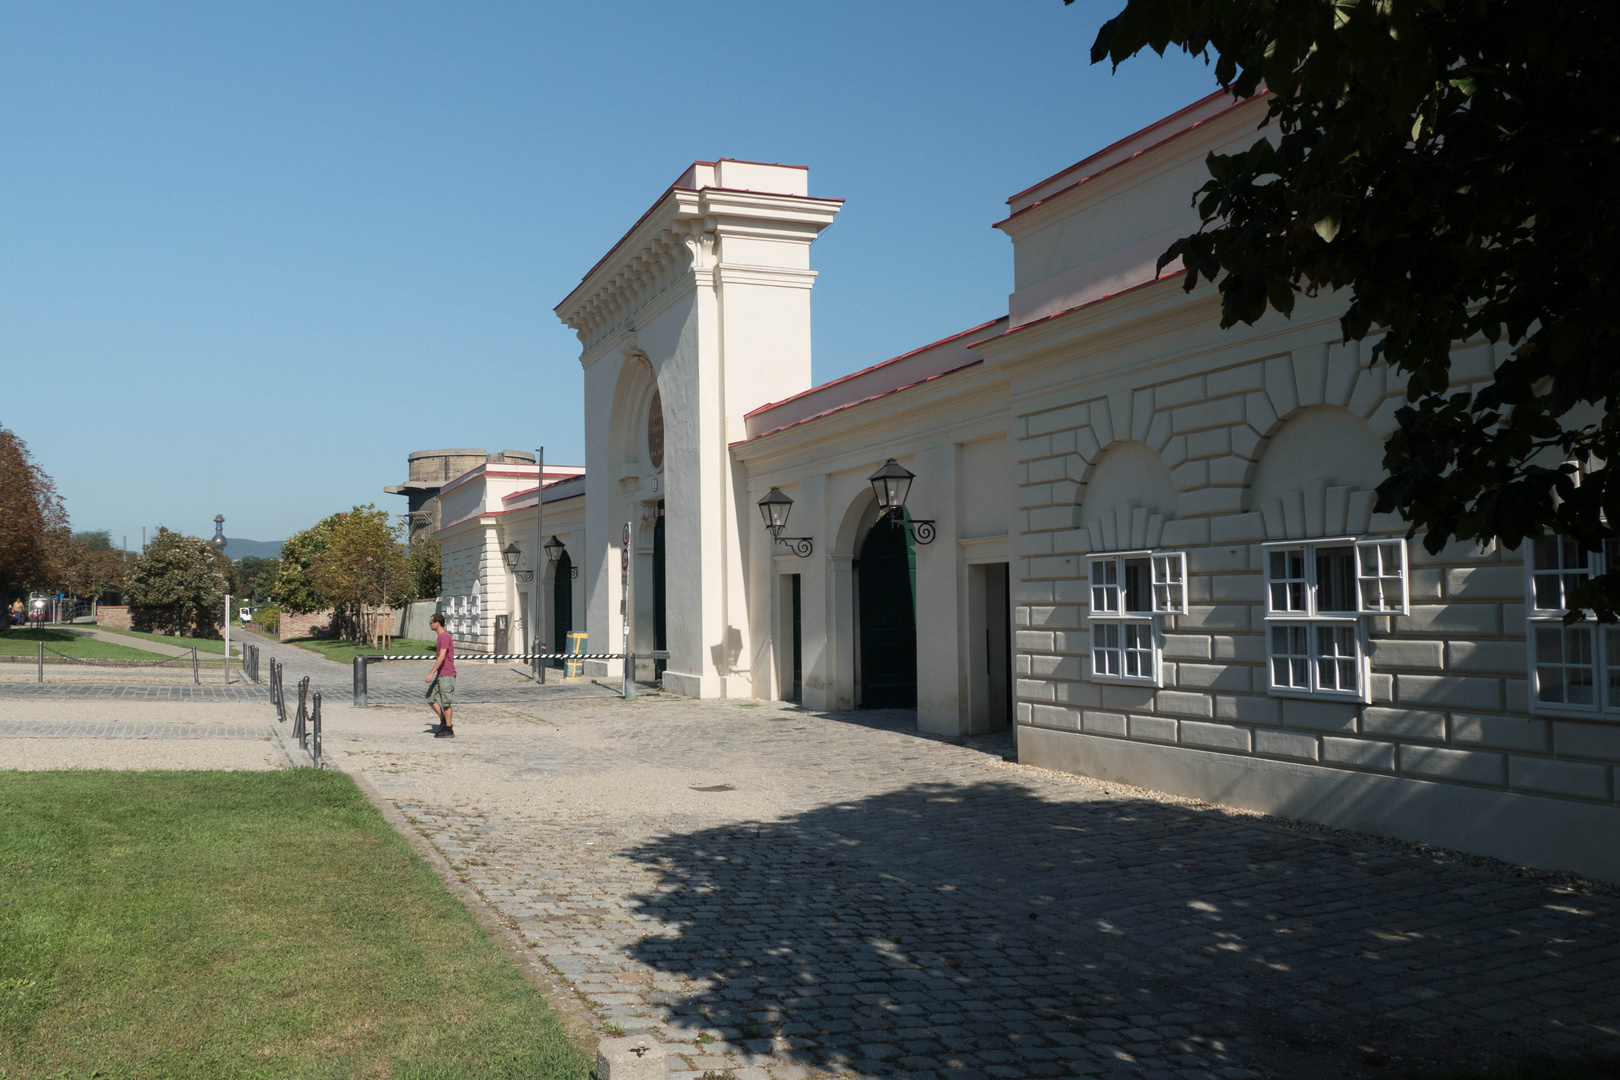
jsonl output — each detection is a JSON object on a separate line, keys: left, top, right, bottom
{"left": 353, "top": 655, "right": 368, "bottom": 707}
{"left": 37, "top": 640, "right": 43, "bottom": 683}
{"left": 311, "top": 691, "right": 323, "bottom": 767}
{"left": 294, "top": 676, "right": 310, "bottom": 748}
{"left": 192, "top": 646, "right": 199, "bottom": 685}
{"left": 623, "top": 650, "right": 636, "bottom": 701}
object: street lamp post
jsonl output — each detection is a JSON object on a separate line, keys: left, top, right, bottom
{"left": 757, "top": 488, "right": 813, "bottom": 558}
{"left": 868, "top": 459, "right": 936, "bottom": 544}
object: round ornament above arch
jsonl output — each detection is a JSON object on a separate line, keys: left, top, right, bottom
{"left": 648, "top": 389, "right": 664, "bottom": 472}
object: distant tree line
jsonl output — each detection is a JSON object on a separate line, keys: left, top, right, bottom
{"left": 2, "top": 423, "right": 440, "bottom": 640}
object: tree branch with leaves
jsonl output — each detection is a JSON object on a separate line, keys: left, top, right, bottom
{"left": 1081, "top": 0, "right": 1620, "bottom": 616}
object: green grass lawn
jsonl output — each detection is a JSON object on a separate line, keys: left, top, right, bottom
{"left": 90, "top": 624, "right": 231, "bottom": 654}
{"left": 0, "top": 770, "right": 591, "bottom": 1080}
{"left": 0, "top": 628, "right": 169, "bottom": 661}
{"left": 285, "top": 636, "right": 440, "bottom": 666}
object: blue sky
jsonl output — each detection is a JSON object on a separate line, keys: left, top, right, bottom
{"left": 1, "top": 1, "right": 1214, "bottom": 546}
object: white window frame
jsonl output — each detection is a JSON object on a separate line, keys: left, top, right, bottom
{"left": 1525, "top": 536, "right": 1620, "bottom": 718}
{"left": 1261, "top": 537, "right": 1407, "bottom": 702}
{"left": 1086, "top": 549, "right": 1186, "bottom": 687}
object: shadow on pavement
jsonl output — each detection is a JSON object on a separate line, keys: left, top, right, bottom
{"left": 619, "top": 777, "right": 1620, "bottom": 1078}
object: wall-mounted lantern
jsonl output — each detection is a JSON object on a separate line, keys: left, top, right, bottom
{"left": 544, "top": 535, "right": 579, "bottom": 578}
{"left": 502, "top": 542, "right": 534, "bottom": 582}
{"left": 868, "top": 459, "right": 936, "bottom": 544}
{"left": 757, "top": 487, "right": 813, "bottom": 558}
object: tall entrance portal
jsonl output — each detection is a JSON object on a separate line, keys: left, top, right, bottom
{"left": 858, "top": 518, "right": 917, "bottom": 709}
{"left": 552, "top": 552, "right": 573, "bottom": 665}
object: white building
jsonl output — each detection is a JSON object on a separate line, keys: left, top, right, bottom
{"left": 432, "top": 96, "right": 1619, "bottom": 883}
{"left": 433, "top": 459, "right": 586, "bottom": 657}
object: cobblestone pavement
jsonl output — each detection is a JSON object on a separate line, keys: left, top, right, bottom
{"left": 330, "top": 694, "right": 1620, "bottom": 1080}
{"left": 0, "top": 719, "right": 278, "bottom": 739}
{"left": 359, "top": 657, "right": 622, "bottom": 706}
{"left": 0, "top": 682, "right": 270, "bottom": 701}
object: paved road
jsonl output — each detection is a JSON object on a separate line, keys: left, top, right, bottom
{"left": 325, "top": 696, "right": 1620, "bottom": 1080}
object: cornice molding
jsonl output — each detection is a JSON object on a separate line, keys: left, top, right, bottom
{"left": 555, "top": 187, "right": 842, "bottom": 353}
{"left": 996, "top": 98, "right": 1267, "bottom": 244}
{"left": 714, "top": 264, "right": 819, "bottom": 290}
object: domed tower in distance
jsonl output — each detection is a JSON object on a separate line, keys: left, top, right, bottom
{"left": 209, "top": 514, "right": 228, "bottom": 555}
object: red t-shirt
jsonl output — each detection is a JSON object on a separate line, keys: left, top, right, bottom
{"left": 436, "top": 630, "right": 456, "bottom": 677}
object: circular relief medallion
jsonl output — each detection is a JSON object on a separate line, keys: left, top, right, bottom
{"left": 647, "top": 390, "right": 664, "bottom": 471}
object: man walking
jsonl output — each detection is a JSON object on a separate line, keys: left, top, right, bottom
{"left": 424, "top": 612, "right": 456, "bottom": 737}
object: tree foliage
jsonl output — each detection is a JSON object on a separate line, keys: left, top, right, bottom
{"left": 276, "top": 507, "right": 409, "bottom": 640}
{"left": 311, "top": 506, "right": 407, "bottom": 642}
{"left": 274, "top": 516, "right": 340, "bottom": 615}
{"left": 1084, "top": 0, "right": 1620, "bottom": 615}
{"left": 232, "top": 556, "right": 281, "bottom": 603}
{"left": 405, "top": 540, "right": 442, "bottom": 602}
{"left": 0, "top": 424, "right": 67, "bottom": 602}
{"left": 54, "top": 534, "right": 126, "bottom": 602}
{"left": 122, "top": 527, "right": 229, "bottom": 636}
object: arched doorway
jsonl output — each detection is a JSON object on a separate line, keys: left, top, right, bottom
{"left": 858, "top": 516, "right": 917, "bottom": 708}
{"left": 552, "top": 552, "right": 573, "bottom": 666}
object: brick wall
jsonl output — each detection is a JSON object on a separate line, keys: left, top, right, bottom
{"left": 279, "top": 609, "right": 334, "bottom": 641}
{"left": 96, "top": 605, "right": 133, "bottom": 630}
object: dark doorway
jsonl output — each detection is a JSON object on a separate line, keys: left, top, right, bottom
{"left": 552, "top": 552, "right": 573, "bottom": 667}
{"left": 858, "top": 516, "right": 917, "bottom": 709}
{"left": 790, "top": 574, "right": 803, "bottom": 702}
{"left": 986, "top": 562, "right": 1012, "bottom": 730}
{"left": 653, "top": 500, "right": 666, "bottom": 680}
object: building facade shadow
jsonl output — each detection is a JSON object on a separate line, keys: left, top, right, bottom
{"left": 618, "top": 778, "right": 1620, "bottom": 1078}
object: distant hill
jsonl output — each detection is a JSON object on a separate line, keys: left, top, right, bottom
{"left": 224, "top": 538, "right": 285, "bottom": 561}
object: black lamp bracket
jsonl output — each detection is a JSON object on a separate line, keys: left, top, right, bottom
{"left": 883, "top": 508, "right": 936, "bottom": 545}
{"left": 773, "top": 534, "right": 814, "bottom": 558}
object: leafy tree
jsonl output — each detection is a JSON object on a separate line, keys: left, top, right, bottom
{"left": 406, "top": 540, "right": 442, "bottom": 602}
{"left": 1083, "top": 0, "right": 1620, "bottom": 615}
{"left": 274, "top": 516, "right": 341, "bottom": 614}
{"left": 0, "top": 424, "right": 67, "bottom": 604}
{"left": 232, "top": 556, "right": 281, "bottom": 603}
{"left": 122, "top": 527, "right": 229, "bottom": 636}
{"left": 310, "top": 505, "right": 407, "bottom": 642}
{"left": 73, "top": 530, "right": 114, "bottom": 552}
{"left": 55, "top": 534, "right": 126, "bottom": 602}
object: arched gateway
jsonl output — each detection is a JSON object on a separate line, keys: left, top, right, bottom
{"left": 858, "top": 516, "right": 917, "bottom": 708}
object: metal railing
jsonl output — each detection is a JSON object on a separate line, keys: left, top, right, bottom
{"left": 351, "top": 649, "right": 668, "bottom": 707}
{"left": 18, "top": 638, "right": 202, "bottom": 682}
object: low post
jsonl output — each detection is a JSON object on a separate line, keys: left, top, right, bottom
{"left": 37, "top": 640, "right": 43, "bottom": 683}
{"left": 624, "top": 650, "right": 636, "bottom": 701}
{"left": 311, "top": 691, "right": 323, "bottom": 767}
{"left": 353, "top": 655, "right": 367, "bottom": 708}
{"left": 192, "top": 646, "right": 199, "bottom": 685}
{"left": 597, "top": 1036, "right": 666, "bottom": 1080}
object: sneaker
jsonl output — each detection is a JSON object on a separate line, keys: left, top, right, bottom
{"left": 434, "top": 726, "right": 455, "bottom": 738}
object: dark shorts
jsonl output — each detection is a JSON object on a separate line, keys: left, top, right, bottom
{"left": 426, "top": 677, "right": 455, "bottom": 706}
